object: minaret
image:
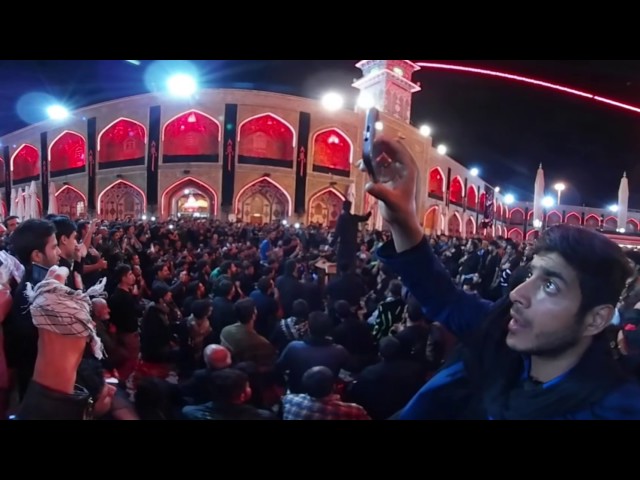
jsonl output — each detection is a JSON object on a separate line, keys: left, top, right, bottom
{"left": 352, "top": 60, "right": 421, "bottom": 123}
{"left": 618, "top": 171, "right": 629, "bottom": 231}
{"left": 533, "top": 163, "right": 545, "bottom": 229}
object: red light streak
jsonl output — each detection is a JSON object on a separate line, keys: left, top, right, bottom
{"left": 414, "top": 62, "right": 640, "bottom": 115}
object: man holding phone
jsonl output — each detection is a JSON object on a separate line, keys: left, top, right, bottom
{"left": 361, "top": 135, "right": 640, "bottom": 419}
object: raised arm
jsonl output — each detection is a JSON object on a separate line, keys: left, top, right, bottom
{"left": 361, "top": 136, "right": 493, "bottom": 338}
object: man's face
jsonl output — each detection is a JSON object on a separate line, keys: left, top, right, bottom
{"left": 59, "top": 231, "right": 78, "bottom": 259}
{"left": 6, "top": 218, "right": 19, "bottom": 233}
{"left": 507, "top": 252, "right": 590, "bottom": 356}
{"left": 34, "top": 234, "right": 61, "bottom": 268}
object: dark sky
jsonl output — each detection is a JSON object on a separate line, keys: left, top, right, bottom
{"left": 0, "top": 60, "right": 638, "bottom": 209}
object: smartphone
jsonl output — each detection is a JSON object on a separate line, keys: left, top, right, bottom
{"left": 362, "top": 107, "right": 380, "bottom": 183}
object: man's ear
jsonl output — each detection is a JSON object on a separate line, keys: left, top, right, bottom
{"left": 583, "top": 305, "right": 615, "bottom": 336}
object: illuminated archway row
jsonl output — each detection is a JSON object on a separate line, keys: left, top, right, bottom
{"left": 414, "top": 62, "right": 640, "bottom": 115}
{"left": 160, "top": 176, "right": 219, "bottom": 216}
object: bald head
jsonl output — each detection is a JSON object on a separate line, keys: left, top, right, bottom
{"left": 91, "top": 298, "right": 110, "bottom": 322}
{"left": 203, "top": 344, "right": 232, "bottom": 370}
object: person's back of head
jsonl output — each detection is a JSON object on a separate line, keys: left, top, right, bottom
{"left": 291, "top": 299, "right": 309, "bottom": 321}
{"left": 208, "top": 368, "right": 251, "bottom": 405}
{"left": 234, "top": 298, "right": 256, "bottom": 325}
{"left": 257, "top": 276, "right": 272, "bottom": 294}
{"left": 284, "top": 259, "right": 297, "bottom": 276}
{"left": 191, "top": 299, "right": 212, "bottom": 321}
{"left": 307, "top": 311, "right": 333, "bottom": 339}
{"left": 379, "top": 336, "right": 402, "bottom": 361}
{"left": 388, "top": 279, "right": 403, "bottom": 298}
{"left": 203, "top": 344, "right": 232, "bottom": 370}
{"left": 334, "top": 300, "right": 352, "bottom": 321}
{"left": 301, "top": 366, "right": 335, "bottom": 399}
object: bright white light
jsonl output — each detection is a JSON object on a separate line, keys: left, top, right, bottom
{"left": 495, "top": 187, "right": 500, "bottom": 193}
{"left": 470, "top": 167, "right": 479, "bottom": 177}
{"left": 282, "top": 220, "right": 288, "bottom": 226}
{"left": 125, "top": 60, "right": 141, "bottom": 66}
{"left": 542, "top": 196, "right": 554, "bottom": 208}
{"left": 151, "top": 216, "right": 156, "bottom": 222}
{"left": 554, "top": 182, "right": 566, "bottom": 192}
{"left": 374, "top": 121, "right": 383, "bottom": 131}
{"left": 167, "top": 74, "right": 197, "bottom": 98}
{"left": 321, "top": 92, "right": 344, "bottom": 111}
{"left": 294, "top": 222, "right": 300, "bottom": 229}
{"left": 504, "top": 194, "right": 515, "bottom": 205}
{"left": 618, "top": 227, "right": 626, "bottom": 233}
{"left": 419, "top": 125, "right": 431, "bottom": 137}
{"left": 184, "top": 189, "right": 190, "bottom": 195}
{"left": 533, "top": 219, "right": 543, "bottom": 228}
{"left": 46, "top": 105, "right": 69, "bottom": 120}
{"left": 437, "top": 144, "right": 448, "bottom": 155}
{"left": 142, "top": 214, "right": 148, "bottom": 221}
{"left": 357, "top": 92, "right": 375, "bottom": 109}
{"left": 609, "top": 204, "right": 619, "bottom": 212}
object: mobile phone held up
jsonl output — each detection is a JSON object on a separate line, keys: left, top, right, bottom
{"left": 362, "top": 108, "right": 398, "bottom": 184}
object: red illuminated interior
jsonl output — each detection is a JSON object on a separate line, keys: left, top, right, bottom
{"left": 50, "top": 131, "right": 86, "bottom": 172}
{"left": 99, "top": 119, "right": 146, "bottom": 163}
{"left": 428, "top": 168, "right": 444, "bottom": 195}
{"left": 163, "top": 111, "right": 220, "bottom": 156}
{"left": 466, "top": 186, "right": 477, "bottom": 209}
{"left": 449, "top": 177, "right": 463, "bottom": 204}
{"left": 313, "top": 129, "right": 351, "bottom": 171}
{"left": 12, "top": 144, "right": 40, "bottom": 181}
{"left": 238, "top": 114, "right": 294, "bottom": 161}
{"left": 479, "top": 192, "right": 486, "bottom": 213}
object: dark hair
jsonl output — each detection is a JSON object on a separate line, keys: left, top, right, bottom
{"left": 3, "top": 215, "right": 18, "bottom": 228}
{"left": 308, "top": 311, "right": 332, "bottom": 338}
{"left": 301, "top": 366, "right": 334, "bottom": 398}
{"left": 292, "top": 299, "right": 309, "bottom": 320}
{"left": 10, "top": 219, "right": 56, "bottom": 266}
{"left": 51, "top": 216, "right": 77, "bottom": 242}
{"left": 114, "top": 263, "right": 132, "bottom": 283}
{"left": 234, "top": 298, "right": 256, "bottom": 325}
{"left": 191, "top": 299, "right": 212, "bottom": 320}
{"left": 257, "top": 276, "right": 272, "bottom": 294}
{"left": 209, "top": 368, "right": 249, "bottom": 403}
{"left": 535, "top": 225, "right": 631, "bottom": 317}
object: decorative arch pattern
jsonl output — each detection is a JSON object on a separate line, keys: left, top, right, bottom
{"left": 565, "top": 212, "right": 582, "bottom": 226}
{"left": 98, "top": 118, "right": 146, "bottom": 169}
{"left": 312, "top": 128, "right": 352, "bottom": 175}
{"left": 466, "top": 185, "right": 477, "bottom": 210}
{"left": 423, "top": 206, "right": 438, "bottom": 234}
{"left": 307, "top": 187, "right": 346, "bottom": 228}
{"left": 97, "top": 180, "right": 146, "bottom": 220}
{"left": 509, "top": 207, "right": 525, "bottom": 224}
{"left": 235, "top": 176, "right": 291, "bottom": 224}
{"left": 49, "top": 131, "right": 86, "bottom": 176}
{"left": 449, "top": 176, "right": 464, "bottom": 204}
{"left": 237, "top": 113, "right": 295, "bottom": 168}
{"left": 55, "top": 185, "right": 87, "bottom": 219}
{"left": 11, "top": 144, "right": 40, "bottom": 183}
{"left": 162, "top": 110, "right": 220, "bottom": 164}
{"left": 428, "top": 168, "right": 445, "bottom": 198}
{"left": 584, "top": 213, "right": 601, "bottom": 229}
{"left": 448, "top": 212, "right": 462, "bottom": 236}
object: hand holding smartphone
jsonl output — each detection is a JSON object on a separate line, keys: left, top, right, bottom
{"left": 361, "top": 108, "right": 400, "bottom": 184}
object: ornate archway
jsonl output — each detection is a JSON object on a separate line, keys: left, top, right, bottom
{"left": 161, "top": 177, "right": 218, "bottom": 219}
{"left": 162, "top": 110, "right": 220, "bottom": 163}
{"left": 235, "top": 177, "right": 290, "bottom": 224}
{"left": 11, "top": 144, "right": 40, "bottom": 183}
{"left": 307, "top": 187, "right": 345, "bottom": 228}
{"left": 55, "top": 185, "right": 87, "bottom": 219}
{"left": 448, "top": 212, "right": 462, "bottom": 236}
{"left": 98, "top": 180, "right": 146, "bottom": 221}
{"left": 428, "top": 168, "right": 445, "bottom": 198}
{"left": 98, "top": 118, "right": 146, "bottom": 169}
{"left": 49, "top": 130, "right": 86, "bottom": 176}
{"left": 423, "top": 206, "right": 438, "bottom": 234}
{"left": 311, "top": 128, "right": 352, "bottom": 175}
{"left": 237, "top": 113, "right": 295, "bottom": 167}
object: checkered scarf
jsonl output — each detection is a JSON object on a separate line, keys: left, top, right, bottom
{"left": 25, "top": 266, "right": 107, "bottom": 359}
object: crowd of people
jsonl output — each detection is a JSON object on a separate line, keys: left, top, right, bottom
{"left": 1, "top": 135, "right": 640, "bottom": 420}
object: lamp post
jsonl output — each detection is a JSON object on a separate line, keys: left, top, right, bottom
{"left": 554, "top": 183, "right": 565, "bottom": 206}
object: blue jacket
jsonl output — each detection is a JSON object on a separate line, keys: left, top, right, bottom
{"left": 377, "top": 238, "right": 640, "bottom": 420}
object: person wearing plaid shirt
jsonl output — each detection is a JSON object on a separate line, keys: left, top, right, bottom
{"left": 282, "top": 366, "right": 370, "bottom": 420}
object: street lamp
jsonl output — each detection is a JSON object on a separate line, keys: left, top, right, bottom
{"left": 554, "top": 183, "right": 565, "bottom": 206}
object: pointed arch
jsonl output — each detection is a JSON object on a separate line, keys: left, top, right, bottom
{"left": 307, "top": 187, "right": 346, "bottom": 227}
{"left": 627, "top": 218, "right": 640, "bottom": 232}
{"left": 97, "top": 117, "right": 147, "bottom": 168}
{"left": 448, "top": 211, "right": 462, "bottom": 236}
{"left": 237, "top": 113, "right": 296, "bottom": 166}
{"left": 479, "top": 191, "right": 486, "bottom": 213}
{"left": 311, "top": 127, "right": 353, "bottom": 173}
{"left": 97, "top": 179, "right": 147, "bottom": 219}
{"left": 428, "top": 167, "right": 445, "bottom": 197}
{"left": 162, "top": 110, "right": 221, "bottom": 163}
{"left": 604, "top": 216, "right": 618, "bottom": 230}
{"left": 509, "top": 207, "right": 525, "bottom": 224}
{"left": 11, "top": 144, "right": 40, "bottom": 182}
{"left": 526, "top": 229, "right": 538, "bottom": 240}
{"left": 160, "top": 176, "right": 219, "bottom": 217}
{"left": 55, "top": 184, "right": 88, "bottom": 219}
{"left": 527, "top": 210, "right": 534, "bottom": 219}
{"left": 49, "top": 130, "right": 86, "bottom": 175}
{"left": 234, "top": 176, "right": 292, "bottom": 223}
{"left": 584, "top": 213, "right": 601, "bottom": 229}
{"left": 466, "top": 184, "right": 477, "bottom": 210}
{"left": 508, "top": 227, "right": 523, "bottom": 242}
{"left": 546, "top": 210, "right": 562, "bottom": 226}
{"left": 565, "top": 211, "right": 582, "bottom": 226}
{"left": 465, "top": 215, "right": 476, "bottom": 236}
{"left": 423, "top": 205, "right": 438, "bottom": 233}
{"left": 449, "top": 176, "right": 464, "bottom": 204}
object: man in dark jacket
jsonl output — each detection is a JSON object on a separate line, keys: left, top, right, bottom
{"left": 361, "top": 135, "right": 640, "bottom": 420}
{"left": 330, "top": 200, "right": 371, "bottom": 269}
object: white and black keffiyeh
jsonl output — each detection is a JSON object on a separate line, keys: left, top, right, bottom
{"left": 25, "top": 266, "right": 107, "bottom": 359}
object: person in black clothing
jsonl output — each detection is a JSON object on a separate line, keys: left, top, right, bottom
{"left": 330, "top": 200, "right": 371, "bottom": 270}
{"left": 325, "top": 262, "right": 368, "bottom": 319}
{"left": 3, "top": 219, "right": 60, "bottom": 400}
{"left": 275, "top": 259, "right": 304, "bottom": 319}
{"left": 51, "top": 216, "right": 84, "bottom": 291}
{"left": 249, "top": 277, "right": 279, "bottom": 338}
{"left": 331, "top": 300, "right": 377, "bottom": 373}
{"left": 210, "top": 279, "right": 237, "bottom": 342}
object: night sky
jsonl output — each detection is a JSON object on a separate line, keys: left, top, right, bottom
{"left": 0, "top": 60, "right": 638, "bottom": 209}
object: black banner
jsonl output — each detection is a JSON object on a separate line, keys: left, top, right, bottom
{"left": 146, "top": 105, "right": 161, "bottom": 211}
{"left": 482, "top": 185, "right": 495, "bottom": 229}
{"left": 40, "top": 132, "right": 49, "bottom": 213}
{"left": 221, "top": 104, "right": 238, "bottom": 210}
{"left": 294, "top": 112, "right": 310, "bottom": 215}
{"left": 3, "top": 145, "right": 10, "bottom": 212}
{"left": 87, "top": 117, "right": 97, "bottom": 213}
